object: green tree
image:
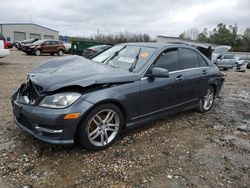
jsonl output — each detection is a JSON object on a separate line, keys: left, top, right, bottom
{"left": 243, "top": 28, "right": 250, "bottom": 52}
{"left": 197, "top": 28, "right": 209, "bottom": 42}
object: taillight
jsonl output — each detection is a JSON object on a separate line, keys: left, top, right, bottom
{"left": 4, "top": 41, "right": 7, "bottom": 49}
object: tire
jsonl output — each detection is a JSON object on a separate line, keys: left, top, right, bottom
{"left": 196, "top": 86, "right": 215, "bottom": 113}
{"left": 223, "top": 68, "right": 228, "bottom": 71}
{"left": 77, "top": 103, "right": 124, "bottom": 151}
{"left": 50, "top": 53, "right": 54, "bottom": 56}
{"left": 247, "top": 63, "right": 250, "bottom": 69}
{"left": 58, "top": 50, "right": 64, "bottom": 56}
{"left": 35, "top": 49, "right": 41, "bottom": 56}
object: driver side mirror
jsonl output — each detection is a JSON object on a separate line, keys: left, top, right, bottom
{"left": 217, "top": 54, "right": 223, "bottom": 60}
{"left": 150, "top": 67, "right": 169, "bottom": 78}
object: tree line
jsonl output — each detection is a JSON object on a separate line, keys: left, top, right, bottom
{"left": 68, "top": 31, "right": 153, "bottom": 44}
{"left": 179, "top": 23, "right": 250, "bottom": 52}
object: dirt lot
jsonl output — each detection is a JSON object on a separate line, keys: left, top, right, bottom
{"left": 0, "top": 50, "right": 249, "bottom": 188}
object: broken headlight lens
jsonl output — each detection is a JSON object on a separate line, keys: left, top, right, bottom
{"left": 39, "top": 92, "right": 81, "bottom": 108}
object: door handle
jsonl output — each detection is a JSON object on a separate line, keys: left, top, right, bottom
{"left": 202, "top": 70, "right": 207, "bottom": 74}
{"left": 175, "top": 75, "right": 183, "bottom": 82}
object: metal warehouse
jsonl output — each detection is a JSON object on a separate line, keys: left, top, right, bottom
{"left": 0, "top": 23, "right": 59, "bottom": 42}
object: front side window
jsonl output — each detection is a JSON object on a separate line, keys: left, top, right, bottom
{"left": 154, "top": 48, "right": 180, "bottom": 72}
{"left": 179, "top": 48, "right": 199, "bottom": 69}
{"left": 32, "top": 40, "right": 44, "bottom": 45}
{"left": 92, "top": 45, "right": 156, "bottom": 72}
{"left": 43, "top": 41, "right": 50, "bottom": 45}
{"left": 51, "top": 41, "right": 58, "bottom": 45}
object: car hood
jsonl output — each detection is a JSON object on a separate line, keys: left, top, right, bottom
{"left": 30, "top": 55, "right": 140, "bottom": 92}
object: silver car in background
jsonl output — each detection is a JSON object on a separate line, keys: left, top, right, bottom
{"left": 213, "top": 46, "right": 246, "bottom": 70}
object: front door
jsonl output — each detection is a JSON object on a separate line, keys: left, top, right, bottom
{"left": 140, "top": 48, "right": 185, "bottom": 115}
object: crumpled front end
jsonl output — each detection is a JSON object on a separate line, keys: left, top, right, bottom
{"left": 11, "top": 80, "right": 93, "bottom": 145}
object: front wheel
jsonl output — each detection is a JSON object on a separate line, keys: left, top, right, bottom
{"left": 197, "top": 86, "right": 215, "bottom": 113}
{"left": 35, "top": 49, "right": 41, "bottom": 56}
{"left": 58, "top": 50, "right": 64, "bottom": 56}
{"left": 77, "top": 103, "right": 124, "bottom": 151}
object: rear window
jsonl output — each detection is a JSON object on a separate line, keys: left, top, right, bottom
{"left": 179, "top": 48, "right": 199, "bottom": 69}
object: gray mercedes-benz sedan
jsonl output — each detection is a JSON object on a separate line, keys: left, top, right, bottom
{"left": 11, "top": 43, "right": 225, "bottom": 150}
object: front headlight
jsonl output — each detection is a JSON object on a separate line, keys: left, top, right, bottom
{"left": 39, "top": 92, "right": 81, "bottom": 108}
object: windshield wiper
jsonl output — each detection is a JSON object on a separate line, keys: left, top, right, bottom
{"left": 129, "top": 48, "right": 141, "bottom": 72}
{"left": 101, "top": 46, "right": 127, "bottom": 64}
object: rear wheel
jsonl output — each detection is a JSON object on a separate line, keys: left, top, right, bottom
{"left": 35, "top": 49, "right": 41, "bottom": 56}
{"left": 197, "top": 86, "right": 215, "bottom": 113}
{"left": 77, "top": 103, "right": 124, "bottom": 151}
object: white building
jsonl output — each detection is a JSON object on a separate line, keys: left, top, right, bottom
{"left": 0, "top": 23, "right": 59, "bottom": 42}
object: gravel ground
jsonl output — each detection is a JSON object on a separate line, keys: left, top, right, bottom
{"left": 0, "top": 50, "right": 249, "bottom": 188}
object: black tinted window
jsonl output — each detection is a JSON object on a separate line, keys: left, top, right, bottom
{"left": 154, "top": 49, "right": 179, "bottom": 72}
{"left": 51, "top": 41, "right": 58, "bottom": 45}
{"left": 197, "top": 54, "right": 208, "bottom": 67}
{"left": 43, "top": 41, "right": 50, "bottom": 45}
{"left": 179, "top": 48, "right": 199, "bottom": 69}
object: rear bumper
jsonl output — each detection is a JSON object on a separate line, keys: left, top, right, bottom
{"left": 0, "top": 49, "right": 10, "bottom": 58}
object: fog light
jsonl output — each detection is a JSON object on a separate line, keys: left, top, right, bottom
{"left": 64, "top": 113, "right": 81, "bottom": 119}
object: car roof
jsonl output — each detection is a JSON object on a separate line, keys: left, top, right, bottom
{"left": 118, "top": 42, "right": 195, "bottom": 49}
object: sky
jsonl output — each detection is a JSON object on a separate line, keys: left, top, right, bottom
{"left": 0, "top": 0, "right": 249, "bottom": 37}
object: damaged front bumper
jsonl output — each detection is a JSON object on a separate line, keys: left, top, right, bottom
{"left": 11, "top": 85, "right": 94, "bottom": 145}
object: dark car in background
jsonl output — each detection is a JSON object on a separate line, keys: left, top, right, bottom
{"left": 22, "top": 39, "right": 65, "bottom": 56}
{"left": 11, "top": 43, "right": 224, "bottom": 151}
{"left": 82, "top": 44, "right": 111, "bottom": 58}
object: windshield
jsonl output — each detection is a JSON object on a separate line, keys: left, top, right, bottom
{"left": 92, "top": 45, "right": 156, "bottom": 72}
{"left": 32, "top": 40, "right": 46, "bottom": 45}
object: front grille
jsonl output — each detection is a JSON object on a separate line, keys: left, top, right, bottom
{"left": 19, "top": 81, "right": 42, "bottom": 104}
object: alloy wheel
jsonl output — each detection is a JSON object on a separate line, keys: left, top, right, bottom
{"left": 35, "top": 50, "right": 41, "bottom": 56}
{"left": 203, "top": 88, "right": 215, "bottom": 111}
{"left": 87, "top": 109, "right": 120, "bottom": 147}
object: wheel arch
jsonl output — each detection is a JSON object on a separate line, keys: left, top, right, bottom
{"left": 76, "top": 99, "right": 127, "bottom": 133}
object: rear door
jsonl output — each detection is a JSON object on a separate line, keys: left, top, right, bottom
{"left": 50, "top": 41, "right": 59, "bottom": 52}
{"left": 178, "top": 48, "right": 208, "bottom": 102}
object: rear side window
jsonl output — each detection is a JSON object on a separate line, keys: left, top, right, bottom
{"left": 197, "top": 54, "right": 208, "bottom": 67}
{"left": 154, "top": 48, "right": 179, "bottom": 72}
{"left": 179, "top": 48, "right": 199, "bottom": 69}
